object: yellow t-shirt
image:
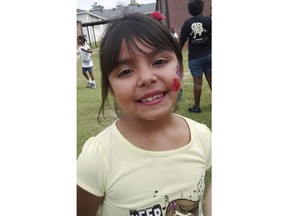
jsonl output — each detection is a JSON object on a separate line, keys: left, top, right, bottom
{"left": 77, "top": 116, "right": 211, "bottom": 216}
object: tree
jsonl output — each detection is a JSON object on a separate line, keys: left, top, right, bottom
{"left": 90, "top": 2, "right": 104, "bottom": 10}
{"left": 128, "top": 0, "right": 139, "bottom": 6}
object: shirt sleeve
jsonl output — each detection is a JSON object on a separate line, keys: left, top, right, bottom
{"left": 84, "top": 44, "right": 90, "bottom": 50}
{"left": 190, "top": 119, "right": 212, "bottom": 170}
{"left": 77, "top": 47, "right": 81, "bottom": 54}
{"left": 179, "top": 21, "right": 190, "bottom": 45}
{"left": 201, "top": 124, "right": 212, "bottom": 169}
{"left": 77, "top": 137, "right": 107, "bottom": 197}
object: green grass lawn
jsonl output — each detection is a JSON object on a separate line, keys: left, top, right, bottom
{"left": 77, "top": 48, "right": 212, "bottom": 215}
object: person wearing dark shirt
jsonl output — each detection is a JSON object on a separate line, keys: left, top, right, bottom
{"left": 179, "top": 0, "right": 211, "bottom": 113}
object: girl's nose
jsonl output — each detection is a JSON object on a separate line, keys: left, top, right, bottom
{"left": 137, "top": 68, "right": 158, "bottom": 87}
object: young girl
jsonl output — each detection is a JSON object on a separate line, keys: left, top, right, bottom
{"left": 77, "top": 35, "right": 96, "bottom": 89}
{"left": 77, "top": 13, "right": 211, "bottom": 216}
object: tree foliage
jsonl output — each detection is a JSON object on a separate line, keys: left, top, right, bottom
{"left": 91, "top": 2, "right": 104, "bottom": 10}
{"left": 128, "top": 0, "right": 139, "bottom": 6}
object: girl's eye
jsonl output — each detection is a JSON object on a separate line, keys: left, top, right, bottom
{"left": 117, "top": 69, "right": 134, "bottom": 78}
{"left": 153, "top": 59, "right": 168, "bottom": 66}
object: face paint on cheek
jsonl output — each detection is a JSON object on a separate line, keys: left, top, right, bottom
{"left": 176, "top": 65, "right": 182, "bottom": 78}
{"left": 172, "top": 65, "right": 182, "bottom": 92}
{"left": 172, "top": 78, "right": 181, "bottom": 91}
{"left": 172, "top": 65, "right": 183, "bottom": 102}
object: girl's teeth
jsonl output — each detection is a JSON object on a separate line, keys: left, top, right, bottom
{"left": 141, "top": 93, "right": 163, "bottom": 103}
{"left": 146, "top": 97, "right": 153, "bottom": 102}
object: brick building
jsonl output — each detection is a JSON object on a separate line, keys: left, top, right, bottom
{"left": 156, "top": 0, "right": 211, "bottom": 45}
{"left": 77, "top": 0, "right": 211, "bottom": 48}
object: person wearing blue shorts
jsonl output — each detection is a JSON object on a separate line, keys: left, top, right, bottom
{"left": 77, "top": 35, "right": 96, "bottom": 89}
{"left": 179, "top": 0, "right": 211, "bottom": 112}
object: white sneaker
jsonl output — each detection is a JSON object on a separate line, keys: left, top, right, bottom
{"left": 86, "top": 82, "right": 92, "bottom": 88}
{"left": 90, "top": 83, "right": 96, "bottom": 89}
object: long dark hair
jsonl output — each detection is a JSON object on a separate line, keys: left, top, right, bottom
{"left": 77, "top": 35, "right": 87, "bottom": 43}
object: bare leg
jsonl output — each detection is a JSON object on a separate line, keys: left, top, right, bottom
{"left": 89, "top": 72, "right": 95, "bottom": 81}
{"left": 193, "top": 76, "right": 203, "bottom": 108}
{"left": 82, "top": 72, "right": 90, "bottom": 80}
{"left": 204, "top": 72, "right": 212, "bottom": 90}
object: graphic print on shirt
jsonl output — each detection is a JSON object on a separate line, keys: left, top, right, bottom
{"left": 190, "top": 22, "right": 208, "bottom": 44}
{"left": 129, "top": 174, "right": 205, "bottom": 216}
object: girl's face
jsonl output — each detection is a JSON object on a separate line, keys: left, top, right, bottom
{"left": 108, "top": 41, "right": 182, "bottom": 121}
{"left": 77, "top": 38, "right": 84, "bottom": 46}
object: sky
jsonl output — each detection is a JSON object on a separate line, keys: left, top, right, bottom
{"left": 77, "top": 0, "right": 156, "bottom": 10}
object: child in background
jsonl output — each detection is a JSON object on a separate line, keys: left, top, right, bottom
{"left": 171, "top": 27, "right": 179, "bottom": 41}
{"left": 77, "top": 35, "right": 96, "bottom": 89}
{"left": 77, "top": 13, "right": 211, "bottom": 216}
{"left": 179, "top": 0, "right": 212, "bottom": 113}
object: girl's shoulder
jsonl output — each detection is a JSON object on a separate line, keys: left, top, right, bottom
{"left": 177, "top": 114, "right": 211, "bottom": 135}
{"left": 79, "top": 121, "right": 119, "bottom": 158}
{"left": 83, "top": 43, "right": 90, "bottom": 49}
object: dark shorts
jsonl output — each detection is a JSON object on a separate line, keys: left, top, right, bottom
{"left": 188, "top": 54, "right": 211, "bottom": 77}
{"left": 82, "top": 67, "right": 93, "bottom": 73}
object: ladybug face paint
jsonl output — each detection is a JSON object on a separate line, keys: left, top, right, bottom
{"left": 173, "top": 65, "right": 183, "bottom": 101}
{"left": 172, "top": 65, "right": 182, "bottom": 92}
{"left": 172, "top": 78, "right": 181, "bottom": 91}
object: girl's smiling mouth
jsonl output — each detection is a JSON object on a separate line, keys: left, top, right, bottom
{"left": 137, "top": 92, "right": 166, "bottom": 104}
